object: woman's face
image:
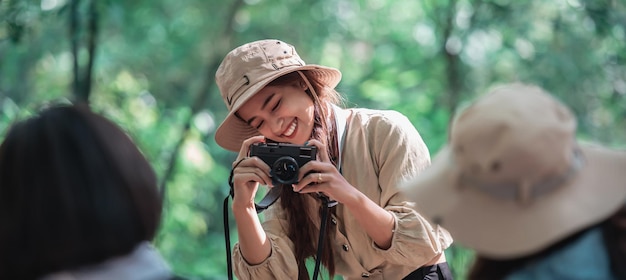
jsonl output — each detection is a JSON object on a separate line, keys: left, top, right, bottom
{"left": 237, "top": 83, "right": 315, "bottom": 145}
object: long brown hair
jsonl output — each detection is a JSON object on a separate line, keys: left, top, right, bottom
{"left": 268, "top": 71, "right": 343, "bottom": 279}
{"left": 469, "top": 204, "right": 626, "bottom": 280}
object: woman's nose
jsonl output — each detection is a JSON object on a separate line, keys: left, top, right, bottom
{"left": 268, "top": 117, "right": 284, "bottom": 135}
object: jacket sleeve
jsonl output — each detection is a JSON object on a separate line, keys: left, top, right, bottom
{"left": 369, "top": 110, "right": 453, "bottom": 266}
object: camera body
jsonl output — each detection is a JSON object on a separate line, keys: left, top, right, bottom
{"left": 250, "top": 142, "right": 317, "bottom": 185}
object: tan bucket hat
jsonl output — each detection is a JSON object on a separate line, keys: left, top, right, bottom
{"left": 402, "top": 83, "right": 626, "bottom": 259}
{"left": 214, "top": 39, "right": 342, "bottom": 152}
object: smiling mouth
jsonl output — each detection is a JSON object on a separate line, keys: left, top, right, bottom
{"left": 283, "top": 119, "right": 297, "bottom": 137}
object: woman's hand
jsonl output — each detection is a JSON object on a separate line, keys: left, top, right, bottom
{"left": 294, "top": 140, "right": 395, "bottom": 249}
{"left": 292, "top": 139, "right": 360, "bottom": 204}
{"left": 231, "top": 135, "right": 272, "bottom": 209}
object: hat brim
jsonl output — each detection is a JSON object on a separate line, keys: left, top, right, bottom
{"left": 214, "top": 65, "right": 341, "bottom": 152}
{"left": 401, "top": 143, "right": 626, "bottom": 259}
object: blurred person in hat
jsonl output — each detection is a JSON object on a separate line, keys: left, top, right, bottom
{"left": 402, "top": 83, "right": 626, "bottom": 280}
{"left": 215, "top": 39, "right": 453, "bottom": 279}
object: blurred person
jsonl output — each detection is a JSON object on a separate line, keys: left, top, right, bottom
{"left": 215, "top": 39, "right": 452, "bottom": 280}
{"left": 0, "top": 104, "right": 181, "bottom": 280}
{"left": 402, "top": 83, "right": 626, "bottom": 280}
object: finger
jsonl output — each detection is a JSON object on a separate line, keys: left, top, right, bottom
{"left": 297, "top": 161, "right": 322, "bottom": 182}
{"left": 232, "top": 172, "right": 256, "bottom": 186}
{"left": 297, "top": 160, "right": 337, "bottom": 183}
{"left": 251, "top": 166, "right": 272, "bottom": 187}
{"left": 295, "top": 182, "right": 323, "bottom": 194}
{"left": 306, "top": 139, "right": 331, "bottom": 163}
{"left": 316, "top": 172, "right": 323, "bottom": 185}
{"left": 235, "top": 160, "right": 272, "bottom": 186}
{"left": 293, "top": 182, "right": 333, "bottom": 202}
{"left": 235, "top": 156, "right": 270, "bottom": 177}
{"left": 239, "top": 135, "right": 266, "bottom": 159}
{"left": 235, "top": 166, "right": 271, "bottom": 186}
{"left": 293, "top": 172, "right": 323, "bottom": 192}
{"left": 245, "top": 156, "right": 271, "bottom": 174}
{"left": 231, "top": 173, "right": 259, "bottom": 199}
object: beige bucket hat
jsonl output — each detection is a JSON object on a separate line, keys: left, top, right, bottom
{"left": 402, "top": 83, "right": 626, "bottom": 259}
{"left": 214, "top": 39, "right": 342, "bottom": 152}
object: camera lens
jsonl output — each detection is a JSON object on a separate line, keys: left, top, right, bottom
{"left": 271, "top": 156, "right": 299, "bottom": 184}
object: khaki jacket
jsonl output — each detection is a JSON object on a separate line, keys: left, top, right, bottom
{"left": 233, "top": 108, "right": 453, "bottom": 279}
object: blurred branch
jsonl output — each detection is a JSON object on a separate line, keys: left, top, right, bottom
{"left": 70, "top": 0, "right": 80, "bottom": 100}
{"left": 441, "top": 0, "right": 461, "bottom": 119}
{"left": 82, "top": 0, "right": 98, "bottom": 101}
{"left": 158, "top": 0, "right": 245, "bottom": 197}
{"left": 69, "top": 0, "right": 99, "bottom": 104}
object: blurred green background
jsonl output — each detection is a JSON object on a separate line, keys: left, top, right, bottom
{"left": 1, "top": 0, "right": 625, "bottom": 279}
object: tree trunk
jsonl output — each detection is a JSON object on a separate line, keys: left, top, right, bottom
{"left": 158, "top": 0, "right": 246, "bottom": 197}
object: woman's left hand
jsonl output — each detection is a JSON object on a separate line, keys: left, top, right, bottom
{"left": 292, "top": 139, "right": 359, "bottom": 204}
{"left": 296, "top": 140, "right": 396, "bottom": 250}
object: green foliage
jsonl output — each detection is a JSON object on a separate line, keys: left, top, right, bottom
{"left": 1, "top": 0, "right": 625, "bottom": 279}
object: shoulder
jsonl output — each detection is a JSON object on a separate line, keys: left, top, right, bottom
{"left": 349, "top": 108, "right": 416, "bottom": 133}
{"left": 349, "top": 108, "right": 410, "bottom": 121}
{"left": 349, "top": 108, "right": 421, "bottom": 140}
{"left": 346, "top": 108, "right": 428, "bottom": 157}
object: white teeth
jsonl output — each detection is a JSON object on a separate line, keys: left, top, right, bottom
{"left": 284, "top": 119, "right": 297, "bottom": 137}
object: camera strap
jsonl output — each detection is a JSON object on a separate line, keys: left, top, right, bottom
{"left": 312, "top": 196, "right": 333, "bottom": 280}
{"left": 223, "top": 194, "right": 234, "bottom": 280}
{"left": 254, "top": 186, "right": 282, "bottom": 213}
{"left": 223, "top": 159, "right": 241, "bottom": 280}
{"left": 332, "top": 104, "right": 348, "bottom": 173}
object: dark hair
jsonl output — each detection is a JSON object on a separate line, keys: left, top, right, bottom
{"left": 469, "top": 205, "right": 626, "bottom": 280}
{"left": 604, "top": 204, "right": 626, "bottom": 279}
{"left": 0, "top": 104, "right": 162, "bottom": 279}
{"left": 268, "top": 71, "right": 342, "bottom": 279}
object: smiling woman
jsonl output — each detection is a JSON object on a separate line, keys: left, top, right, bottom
{"left": 214, "top": 39, "right": 453, "bottom": 280}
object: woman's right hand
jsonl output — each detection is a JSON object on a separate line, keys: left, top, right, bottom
{"left": 231, "top": 135, "right": 272, "bottom": 210}
{"left": 230, "top": 137, "right": 273, "bottom": 265}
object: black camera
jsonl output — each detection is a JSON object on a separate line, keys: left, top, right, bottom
{"left": 250, "top": 142, "right": 317, "bottom": 185}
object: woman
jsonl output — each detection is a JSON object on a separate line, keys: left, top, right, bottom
{"left": 0, "top": 104, "right": 179, "bottom": 279}
{"left": 402, "top": 83, "right": 626, "bottom": 280}
{"left": 215, "top": 39, "right": 453, "bottom": 279}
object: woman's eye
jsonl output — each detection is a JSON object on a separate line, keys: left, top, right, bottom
{"left": 255, "top": 121, "right": 264, "bottom": 130}
{"left": 271, "top": 100, "right": 281, "bottom": 112}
